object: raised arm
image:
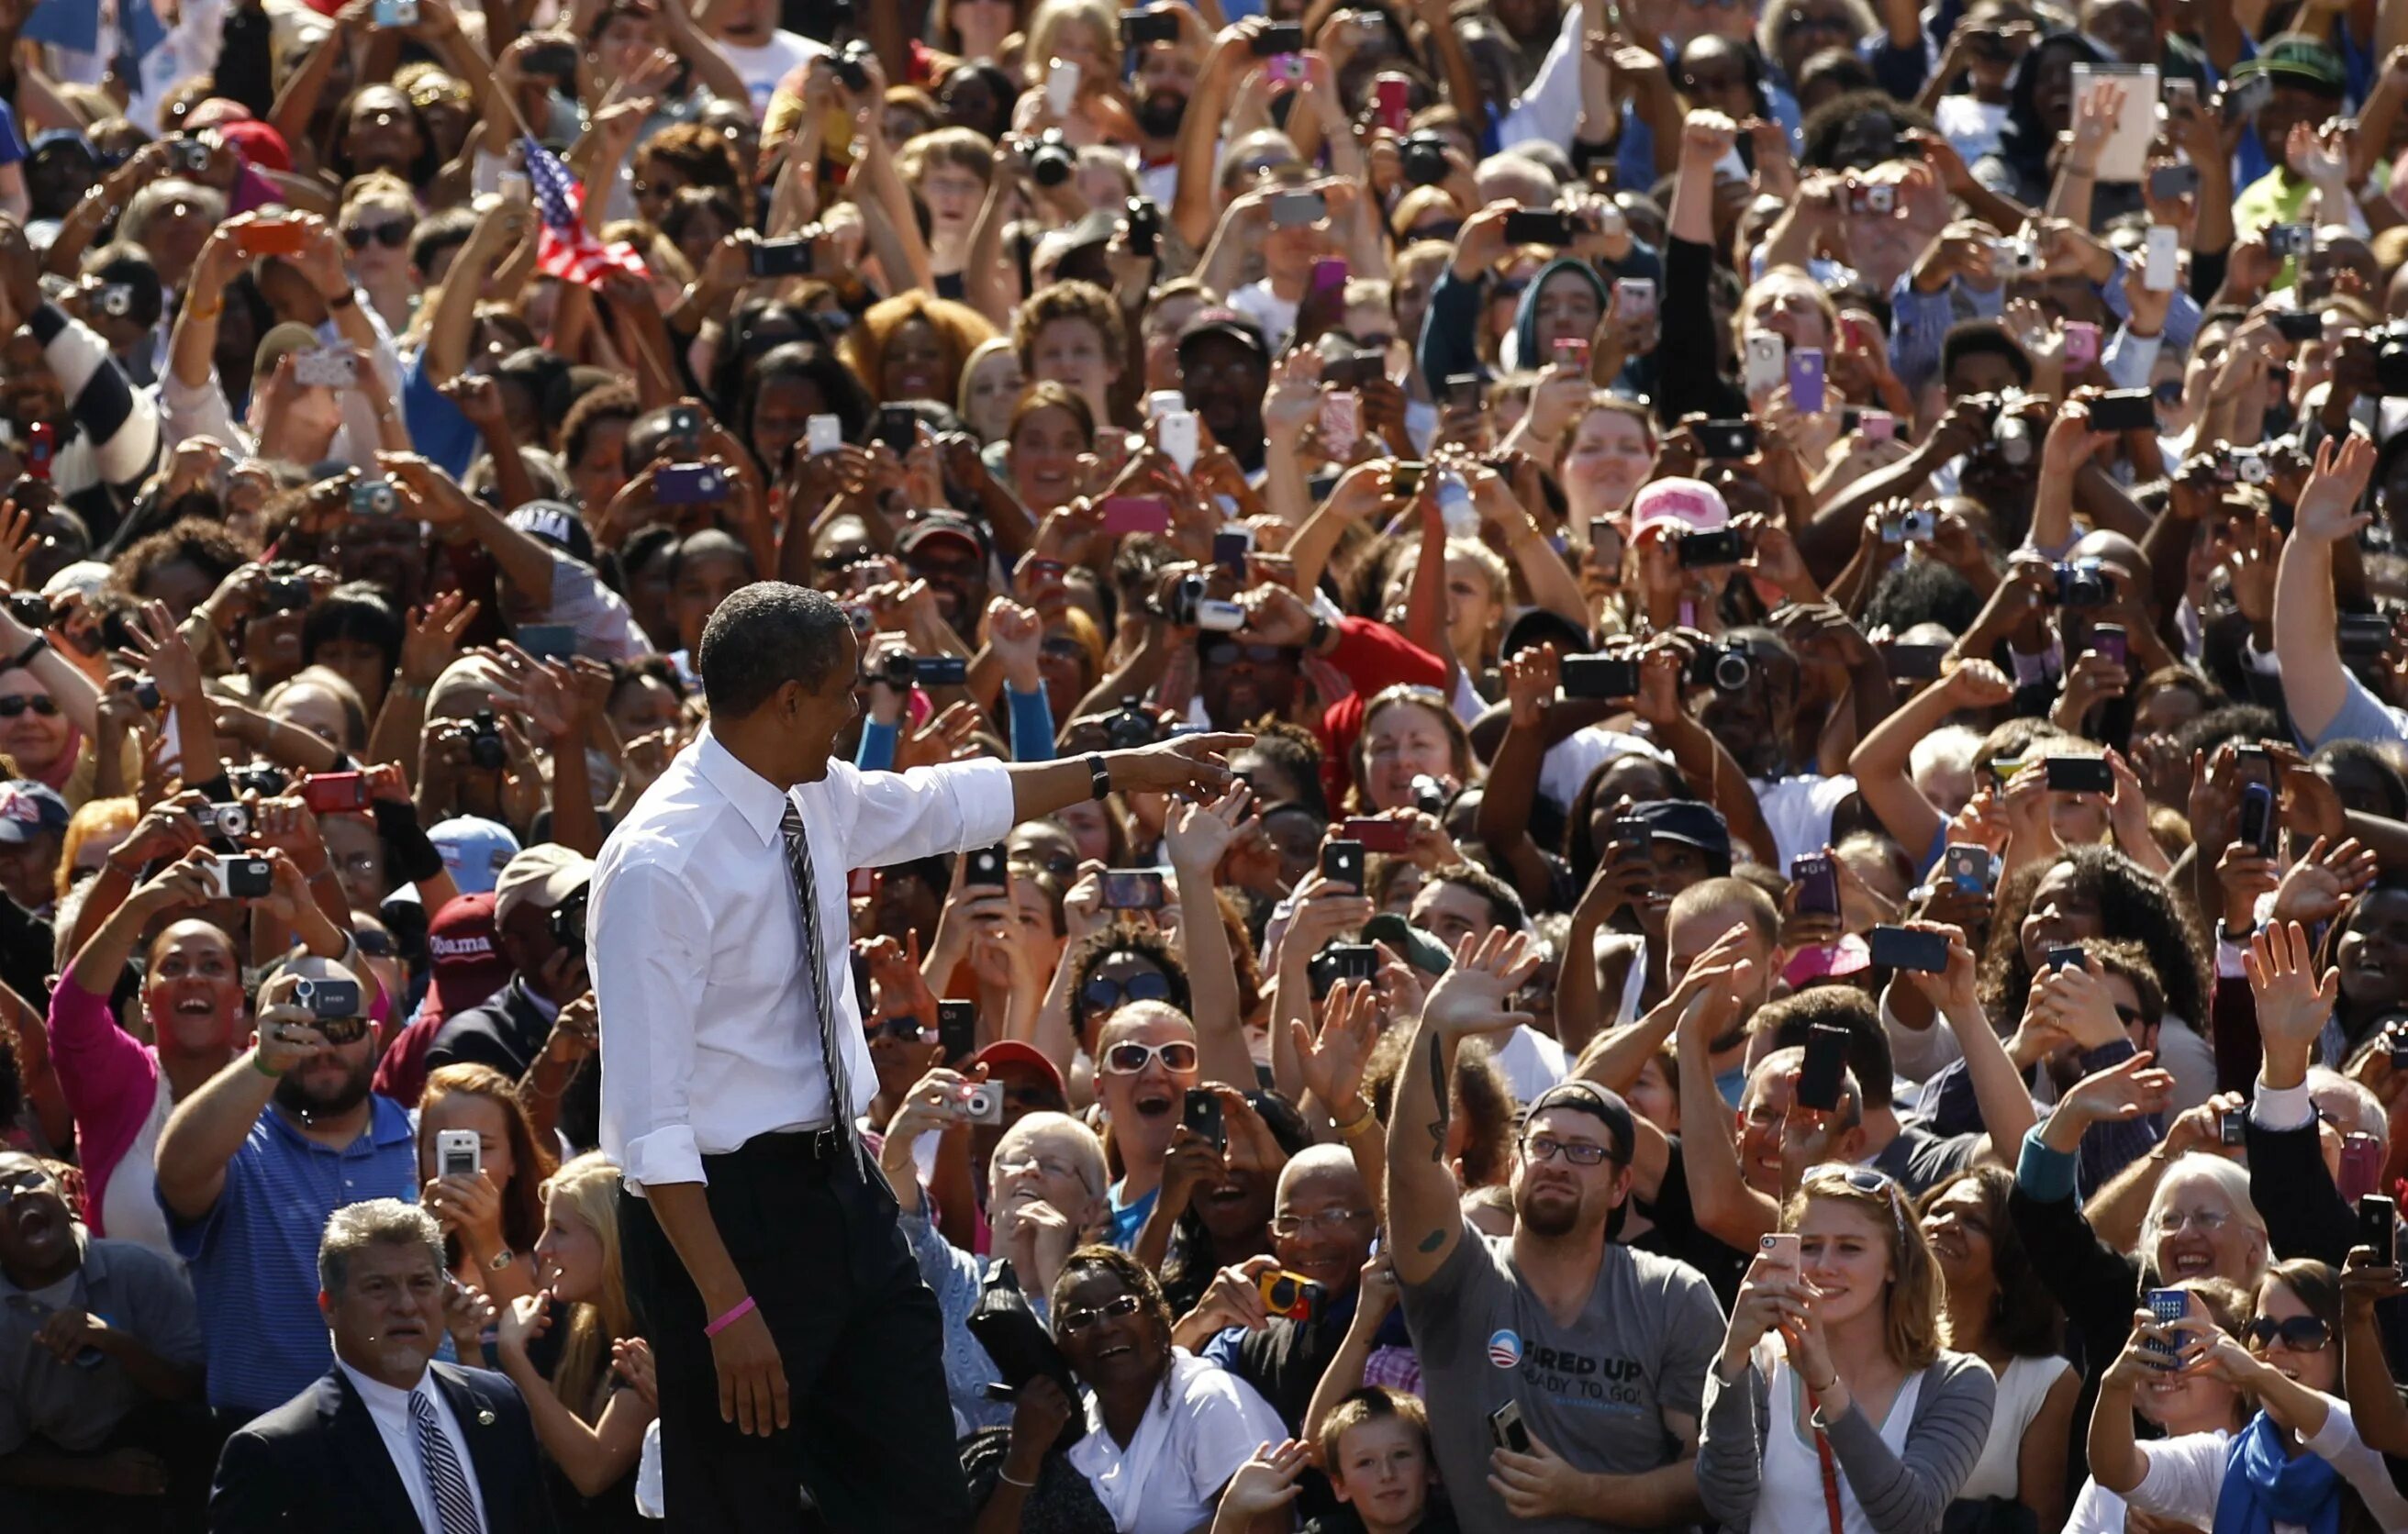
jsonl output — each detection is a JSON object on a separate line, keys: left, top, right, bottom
{"left": 1849, "top": 661, "right": 2013, "bottom": 855}
{"left": 1162, "top": 790, "right": 1259, "bottom": 1091}
{"left": 2273, "top": 433, "right": 2378, "bottom": 745}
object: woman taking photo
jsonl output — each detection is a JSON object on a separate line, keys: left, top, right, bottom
{"left": 1699, "top": 1163, "right": 1998, "bottom": 1534}
{"left": 2062, "top": 1280, "right": 2251, "bottom": 1534}
{"left": 1921, "top": 1165, "right": 2079, "bottom": 1534}
{"left": 417, "top": 1063, "right": 550, "bottom": 1306}
{"left": 2088, "top": 1259, "right": 2408, "bottom": 1534}
{"left": 971, "top": 1245, "right": 1284, "bottom": 1534}
{"left": 495, "top": 1152, "right": 657, "bottom": 1532}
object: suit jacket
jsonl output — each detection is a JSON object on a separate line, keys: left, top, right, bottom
{"left": 209, "top": 1360, "right": 559, "bottom": 1533}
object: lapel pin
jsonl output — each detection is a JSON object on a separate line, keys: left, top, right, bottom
{"left": 477, "top": 1409, "right": 496, "bottom": 1427}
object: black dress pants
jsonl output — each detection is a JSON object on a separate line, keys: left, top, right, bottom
{"left": 621, "top": 1132, "right": 971, "bottom": 1533}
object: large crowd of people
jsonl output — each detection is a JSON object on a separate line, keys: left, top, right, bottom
{"left": 1, "top": 0, "right": 2407, "bottom": 1529}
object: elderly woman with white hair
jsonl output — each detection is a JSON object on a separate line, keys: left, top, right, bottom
{"left": 879, "top": 1081, "right": 1109, "bottom": 1429}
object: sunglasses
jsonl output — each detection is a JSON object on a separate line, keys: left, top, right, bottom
{"left": 314, "top": 1015, "right": 371, "bottom": 1045}
{"left": 1806, "top": 1162, "right": 1910, "bottom": 1238}
{"left": 2246, "top": 1316, "right": 2332, "bottom": 1351}
{"left": 1056, "top": 1292, "right": 1144, "bottom": 1335}
{"left": 1099, "top": 1039, "right": 1197, "bottom": 1074}
{"left": 1202, "top": 642, "right": 1293, "bottom": 667}
{"left": 1082, "top": 972, "right": 1173, "bottom": 1014}
{"left": 342, "top": 221, "right": 412, "bottom": 250}
{"left": 0, "top": 694, "right": 60, "bottom": 717}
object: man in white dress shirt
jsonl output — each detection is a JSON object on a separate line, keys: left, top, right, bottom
{"left": 592, "top": 583, "right": 1245, "bottom": 1531}
{"left": 208, "top": 1199, "right": 552, "bottom": 1532}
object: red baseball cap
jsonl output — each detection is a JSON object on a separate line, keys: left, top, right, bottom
{"left": 214, "top": 118, "right": 293, "bottom": 173}
{"left": 969, "top": 1040, "right": 1066, "bottom": 1104}
{"left": 426, "top": 893, "right": 511, "bottom": 1018}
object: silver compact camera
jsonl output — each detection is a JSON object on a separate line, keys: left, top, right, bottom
{"left": 953, "top": 1082, "right": 1004, "bottom": 1125}
{"left": 194, "top": 802, "right": 250, "bottom": 839}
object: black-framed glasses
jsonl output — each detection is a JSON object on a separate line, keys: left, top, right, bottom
{"left": 1522, "top": 1133, "right": 1616, "bottom": 1167}
{"left": 1056, "top": 1292, "right": 1143, "bottom": 1335}
{"left": 1270, "top": 1207, "right": 1375, "bottom": 1238}
{"left": 1082, "top": 973, "right": 1174, "bottom": 1014}
{"left": 341, "top": 221, "right": 411, "bottom": 250}
{"left": 2247, "top": 1316, "right": 2332, "bottom": 1351}
{"left": 0, "top": 694, "right": 60, "bottom": 717}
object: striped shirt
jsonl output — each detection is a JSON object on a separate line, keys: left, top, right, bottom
{"left": 163, "top": 1095, "right": 418, "bottom": 1417}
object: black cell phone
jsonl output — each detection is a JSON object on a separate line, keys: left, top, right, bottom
{"left": 1611, "top": 815, "right": 1652, "bottom": 850}
{"left": 912, "top": 655, "right": 969, "bottom": 686}
{"left": 2046, "top": 944, "right": 2085, "bottom": 973}
{"left": 937, "top": 1000, "right": 976, "bottom": 1062}
{"left": 2088, "top": 388, "right": 2157, "bottom": 433}
{"left": 2385, "top": 1014, "right": 2408, "bottom": 1068}
{"left": 654, "top": 462, "right": 730, "bottom": 505}
{"left": 1488, "top": 1400, "right": 1532, "bottom": 1453}
{"left": 1696, "top": 419, "right": 1756, "bottom": 460}
{"left": 2045, "top": 756, "right": 2113, "bottom": 795}
{"left": 1444, "top": 375, "right": 1481, "bottom": 410}
{"left": 1330, "top": 942, "right": 1378, "bottom": 982}
{"left": 2238, "top": 781, "right": 2278, "bottom": 856}
{"left": 964, "top": 843, "right": 1008, "bottom": 888}
{"left": 2273, "top": 309, "right": 2324, "bottom": 342}
{"left": 2147, "top": 162, "right": 2200, "bottom": 199}
{"left": 1941, "top": 844, "right": 1990, "bottom": 894}
{"left": 1789, "top": 853, "right": 1840, "bottom": 917}
{"left": 515, "top": 623, "right": 576, "bottom": 661}
{"left": 1321, "top": 350, "right": 1383, "bottom": 389}
{"left": 1183, "top": 1087, "right": 1225, "bottom": 1150}
{"left": 1676, "top": 528, "right": 1745, "bottom": 568}
{"left": 1120, "top": 7, "right": 1177, "bottom": 45}
{"left": 750, "top": 237, "right": 813, "bottom": 277}
{"left": 2361, "top": 1195, "right": 2398, "bottom": 1264}
{"left": 1321, "top": 839, "right": 1366, "bottom": 890}
{"left": 1388, "top": 460, "right": 1426, "bottom": 496}
{"left": 1501, "top": 208, "right": 1576, "bottom": 247}
{"left": 1212, "top": 528, "right": 1251, "bottom": 574}
{"left": 875, "top": 406, "right": 919, "bottom": 453}
{"left": 1124, "top": 195, "right": 1162, "bottom": 258}
{"left": 1101, "top": 869, "right": 1167, "bottom": 909}
{"left": 1868, "top": 924, "right": 1949, "bottom": 973}
{"left": 2340, "top": 614, "right": 2393, "bottom": 660}
{"left": 1885, "top": 642, "right": 1949, "bottom": 680}
{"left": 1796, "top": 1022, "right": 1850, "bottom": 1112}
{"left": 1252, "top": 21, "right": 1306, "bottom": 52}
{"left": 2220, "top": 1106, "right": 2247, "bottom": 1147}
{"left": 1559, "top": 653, "right": 1639, "bottom": 699}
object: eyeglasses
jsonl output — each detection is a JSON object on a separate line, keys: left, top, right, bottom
{"left": 874, "top": 1015, "right": 929, "bottom": 1041}
{"left": 313, "top": 1016, "right": 371, "bottom": 1045}
{"left": 2246, "top": 1316, "right": 2332, "bottom": 1351}
{"left": 2151, "top": 1207, "right": 2232, "bottom": 1235}
{"left": 1081, "top": 972, "right": 1174, "bottom": 1014}
{"left": 1056, "top": 1292, "right": 1144, "bottom": 1335}
{"left": 1271, "top": 1207, "right": 1374, "bottom": 1238}
{"left": 1522, "top": 1134, "right": 1617, "bottom": 1166}
{"left": 0, "top": 694, "right": 59, "bottom": 717}
{"left": 1201, "top": 642, "right": 1294, "bottom": 667}
{"left": 1099, "top": 1039, "right": 1197, "bottom": 1074}
{"left": 342, "top": 221, "right": 411, "bottom": 250}
{"left": 995, "top": 1153, "right": 1083, "bottom": 1182}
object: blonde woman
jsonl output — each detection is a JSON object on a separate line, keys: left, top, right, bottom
{"left": 495, "top": 1152, "right": 656, "bottom": 1527}
{"left": 1700, "top": 1163, "right": 1999, "bottom": 1534}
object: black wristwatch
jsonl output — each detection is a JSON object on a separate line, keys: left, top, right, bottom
{"left": 1085, "top": 753, "right": 1112, "bottom": 801}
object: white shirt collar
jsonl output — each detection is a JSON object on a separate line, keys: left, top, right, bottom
{"left": 336, "top": 1355, "right": 435, "bottom": 1425}
{"left": 692, "top": 728, "right": 794, "bottom": 847}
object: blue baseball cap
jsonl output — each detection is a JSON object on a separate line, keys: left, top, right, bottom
{"left": 429, "top": 816, "right": 521, "bottom": 895}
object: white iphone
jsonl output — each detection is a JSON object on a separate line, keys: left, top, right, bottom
{"left": 2143, "top": 224, "right": 2179, "bottom": 293}
{"left": 1743, "top": 331, "right": 1786, "bottom": 398}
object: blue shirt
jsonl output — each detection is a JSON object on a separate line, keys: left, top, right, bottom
{"left": 165, "top": 1095, "right": 418, "bottom": 1415}
{"left": 400, "top": 354, "right": 479, "bottom": 480}
{"left": 1108, "top": 1180, "right": 1158, "bottom": 1251}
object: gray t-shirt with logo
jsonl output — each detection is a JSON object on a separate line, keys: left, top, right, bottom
{"left": 1401, "top": 1222, "right": 1724, "bottom": 1534}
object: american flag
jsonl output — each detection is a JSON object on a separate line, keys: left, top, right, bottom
{"left": 523, "top": 134, "right": 649, "bottom": 289}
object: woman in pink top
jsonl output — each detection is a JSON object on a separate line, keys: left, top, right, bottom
{"left": 44, "top": 835, "right": 295, "bottom": 1255}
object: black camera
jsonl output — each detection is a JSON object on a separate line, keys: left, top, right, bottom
{"left": 294, "top": 976, "right": 362, "bottom": 1019}
{"left": 549, "top": 884, "right": 589, "bottom": 954}
{"left": 834, "top": 39, "right": 874, "bottom": 92}
{"left": 1103, "top": 704, "right": 1159, "bottom": 750}
{"left": 1027, "top": 129, "right": 1075, "bottom": 188}
{"left": 2371, "top": 324, "right": 2408, "bottom": 394}
{"left": 2055, "top": 558, "right": 2111, "bottom": 608}
{"left": 263, "top": 574, "right": 310, "bottom": 613}
{"left": 5, "top": 592, "right": 48, "bottom": 630}
{"left": 468, "top": 708, "right": 506, "bottom": 770}
{"left": 1399, "top": 131, "right": 1451, "bottom": 187}
{"left": 1688, "top": 639, "right": 1752, "bottom": 693}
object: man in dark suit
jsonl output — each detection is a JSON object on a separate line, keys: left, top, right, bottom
{"left": 208, "top": 1198, "right": 556, "bottom": 1533}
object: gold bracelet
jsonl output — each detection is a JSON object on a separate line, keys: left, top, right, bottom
{"left": 1335, "top": 1105, "right": 1379, "bottom": 1138}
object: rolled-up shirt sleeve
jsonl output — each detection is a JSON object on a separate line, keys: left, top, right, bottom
{"left": 833, "top": 756, "right": 1017, "bottom": 870}
{"left": 595, "top": 854, "right": 711, "bottom": 1192}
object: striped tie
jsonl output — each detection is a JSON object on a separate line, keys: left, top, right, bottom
{"left": 780, "top": 802, "right": 864, "bottom": 1173}
{"left": 409, "top": 1388, "right": 481, "bottom": 1534}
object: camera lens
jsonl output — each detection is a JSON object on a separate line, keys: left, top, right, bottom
{"left": 1712, "top": 647, "right": 1752, "bottom": 693}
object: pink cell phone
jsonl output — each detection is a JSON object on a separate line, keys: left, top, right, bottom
{"left": 1310, "top": 258, "right": 1349, "bottom": 300}
{"left": 1758, "top": 1232, "right": 1800, "bottom": 1272}
{"left": 2341, "top": 1133, "right": 2385, "bottom": 1203}
{"left": 1374, "top": 75, "right": 1410, "bottom": 134}
{"left": 1101, "top": 496, "right": 1172, "bottom": 535}
{"left": 2064, "top": 320, "right": 2101, "bottom": 372}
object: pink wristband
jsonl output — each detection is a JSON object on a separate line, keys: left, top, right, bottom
{"left": 704, "top": 1296, "right": 757, "bottom": 1338}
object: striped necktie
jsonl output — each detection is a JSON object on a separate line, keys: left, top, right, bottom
{"left": 780, "top": 801, "right": 864, "bottom": 1172}
{"left": 409, "top": 1387, "right": 481, "bottom": 1534}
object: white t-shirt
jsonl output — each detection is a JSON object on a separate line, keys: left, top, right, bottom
{"left": 1489, "top": 1025, "right": 1569, "bottom": 1107}
{"left": 716, "top": 30, "right": 821, "bottom": 120}
{"left": 1535, "top": 727, "right": 1676, "bottom": 812}
{"left": 1751, "top": 773, "right": 1858, "bottom": 869}
{"left": 1934, "top": 94, "right": 2010, "bottom": 165}
{"left": 1227, "top": 281, "right": 1299, "bottom": 348}
{"left": 1065, "top": 1351, "right": 1284, "bottom": 1534}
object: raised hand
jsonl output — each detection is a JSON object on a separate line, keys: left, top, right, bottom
{"left": 2292, "top": 432, "right": 2375, "bottom": 545}
{"left": 1421, "top": 928, "right": 1542, "bottom": 1036}
{"left": 1294, "top": 975, "right": 1379, "bottom": 1117}
{"left": 2244, "top": 920, "right": 2338, "bottom": 1068}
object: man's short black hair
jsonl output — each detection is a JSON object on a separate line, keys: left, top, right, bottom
{"left": 1940, "top": 321, "right": 2034, "bottom": 391}
{"left": 1866, "top": 559, "right": 1980, "bottom": 636}
{"left": 1432, "top": 861, "right": 1528, "bottom": 934}
{"left": 697, "top": 583, "right": 852, "bottom": 718}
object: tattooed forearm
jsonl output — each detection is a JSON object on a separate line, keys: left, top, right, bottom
{"left": 1426, "top": 1033, "right": 1449, "bottom": 1163}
